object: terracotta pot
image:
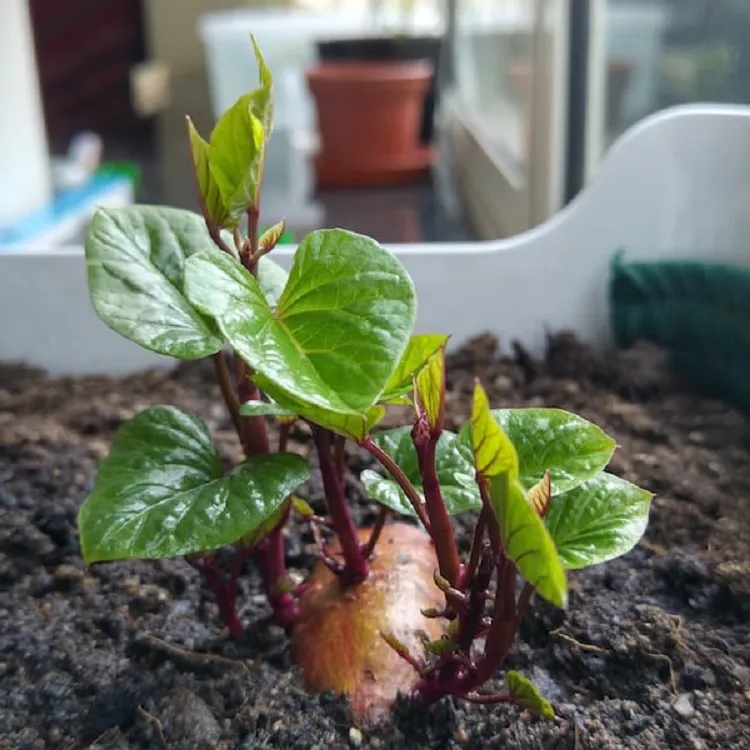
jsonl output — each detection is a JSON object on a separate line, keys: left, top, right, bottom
{"left": 306, "top": 60, "right": 434, "bottom": 188}
{"left": 317, "top": 37, "right": 443, "bottom": 143}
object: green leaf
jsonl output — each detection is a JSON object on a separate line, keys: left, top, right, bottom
{"left": 85, "top": 206, "right": 224, "bottom": 359}
{"left": 184, "top": 228, "right": 416, "bottom": 420}
{"left": 241, "top": 498, "right": 290, "bottom": 549}
{"left": 251, "top": 380, "right": 385, "bottom": 439}
{"left": 257, "top": 255, "right": 288, "bottom": 308}
{"left": 415, "top": 347, "right": 446, "bottom": 433}
{"left": 488, "top": 473, "right": 567, "bottom": 608}
{"left": 187, "top": 117, "right": 229, "bottom": 229}
{"left": 239, "top": 400, "right": 297, "bottom": 418}
{"left": 208, "top": 96, "right": 266, "bottom": 221}
{"left": 78, "top": 406, "right": 309, "bottom": 562}
{"left": 544, "top": 472, "right": 652, "bottom": 569}
{"left": 475, "top": 409, "right": 615, "bottom": 494}
{"left": 248, "top": 35, "right": 273, "bottom": 136}
{"left": 381, "top": 334, "right": 450, "bottom": 401}
{"left": 506, "top": 671, "right": 556, "bottom": 719}
{"left": 361, "top": 427, "right": 480, "bottom": 517}
{"left": 470, "top": 382, "right": 519, "bottom": 479}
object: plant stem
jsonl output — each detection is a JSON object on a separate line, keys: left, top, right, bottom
{"left": 278, "top": 421, "right": 291, "bottom": 452}
{"left": 362, "top": 506, "right": 389, "bottom": 559}
{"left": 187, "top": 556, "right": 244, "bottom": 637}
{"left": 415, "top": 436, "right": 460, "bottom": 586}
{"left": 236, "top": 363, "right": 270, "bottom": 456}
{"left": 255, "top": 518, "right": 299, "bottom": 631}
{"left": 213, "top": 351, "right": 242, "bottom": 437}
{"left": 477, "top": 555, "right": 518, "bottom": 683}
{"left": 313, "top": 427, "right": 369, "bottom": 583}
{"left": 360, "top": 436, "right": 430, "bottom": 530}
{"left": 247, "top": 207, "right": 260, "bottom": 262}
{"left": 516, "top": 581, "right": 534, "bottom": 623}
{"left": 463, "top": 507, "right": 487, "bottom": 588}
{"left": 334, "top": 434, "right": 346, "bottom": 483}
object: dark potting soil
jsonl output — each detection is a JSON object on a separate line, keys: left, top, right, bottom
{"left": 1, "top": 334, "right": 749, "bottom": 750}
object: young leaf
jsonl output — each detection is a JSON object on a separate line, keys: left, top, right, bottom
{"left": 248, "top": 35, "right": 274, "bottom": 136}
{"left": 528, "top": 471, "right": 551, "bottom": 516}
{"left": 184, "top": 229, "right": 416, "bottom": 420}
{"left": 257, "top": 255, "right": 288, "bottom": 308}
{"left": 491, "top": 409, "right": 615, "bottom": 493}
{"left": 187, "top": 117, "right": 229, "bottom": 229}
{"left": 381, "top": 334, "right": 450, "bottom": 401}
{"left": 78, "top": 406, "right": 309, "bottom": 562}
{"left": 470, "top": 382, "right": 519, "bottom": 479}
{"left": 506, "top": 671, "right": 556, "bottom": 719}
{"left": 85, "top": 206, "right": 223, "bottom": 359}
{"left": 415, "top": 347, "right": 446, "bottom": 434}
{"left": 259, "top": 219, "right": 286, "bottom": 253}
{"left": 544, "top": 472, "right": 652, "bottom": 569}
{"left": 488, "top": 473, "right": 567, "bottom": 608}
{"left": 208, "top": 99, "right": 266, "bottom": 221}
{"left": 360, "top": 427, "right": 480, "bottom": 517}
{"left": 292, "top": 496, "right": 316, "bottom": 518}
{"left": 239, "top": 400, "right": 297, "bottom": 418}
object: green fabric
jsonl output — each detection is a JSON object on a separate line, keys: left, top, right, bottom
{"left": 609, "top": 253, "right": 750, "bottom": 412}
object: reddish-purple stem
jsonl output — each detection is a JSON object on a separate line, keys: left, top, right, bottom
{"left": 313, "top": 427, "right": 369, "bottom": 583}
{"left": 361, "top": 506, "right": 389, "bottom": 559}
{"left": 412, "top": 417, "right": 460, "bottom": 586}
{"left": 360, "top": 435, "right": 430, "bottom": 530}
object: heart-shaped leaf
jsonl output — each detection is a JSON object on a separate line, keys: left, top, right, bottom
{"left": 488, "top": 473, "right": 568, "bottom": 608}
{"left": 184, "top": 228, "right": 416, "bottom": 421}
{"left": 78, "top": 405, "right": 310, "bottom": 562}
{"left": 85, "top": 206, "right": 224, "bottom": 359}
{"left": 381, "top": 334, "right": 449, "bottom": 402}
{"left": 506, "top": 671, "right": 555, "bottom": 719}
{"left": 544, "top": 472, "right": 652, "bottom": 569}
{"left": 360, "top": 427, "right": 480, "bottom": 517}
{"left": 460, "top": 408, "right": 615, "bottom": 495}
{"left": 256, "top": 255, "right": 288, "bottom": 308}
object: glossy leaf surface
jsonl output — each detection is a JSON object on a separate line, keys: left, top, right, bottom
{"left": 79, "top": 406, "right": 309, "bottom": 562}
{"left": 360, "top": 427, "right": 480, "bottom": 517}
{"left": 506, "top": 671, "right": 555, "bottom": 719}
{"left": 415, "top": 347, "right": 446, "bottom": 432}
{"left": 490, "top": 409, "right": 615, "bottom": 494}
{"left": 487, "top": 473, "right": 567, "bottom": 608}
{"left": 381, "top": 334, "right": 449, "bottom": 401}
{"left": 184, "top": 229, "right": 416, "bottom": 421}
{"left": 187, "top": 117, "right": 229, "bottom": 229}
{"left": 85, "top": 206, "right": 223, "bottom": 359}
{"left": 239, "top": 400, "right": 296, "bottom": 418}
{"left": 256, "top": 255, "right": 288, "bottom": 308}
{"left": 208, "top": 99, "right": 265, "bottom": 221}
{"left": 470, "top": 382, "right": 519, "bottom": 478}
{"left": 544, "top": 472, "right": 652, "bottom": 569}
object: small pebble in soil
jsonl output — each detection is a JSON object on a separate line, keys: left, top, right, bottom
{"left": 160, "top": 687, "right": 222, "bottom": 747}
{"left": 53, "top": 563, "right": 84, "bottom": 590}
{"left": 673, "top": 693, "right": 696, "bottom": 718}
{"left": 129, "top": 584, "right": 171, "bottom": 615}
{"left": 348, "top": 727, "right": 363, "bottom": 747}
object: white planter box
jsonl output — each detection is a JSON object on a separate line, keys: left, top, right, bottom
{"left": 2, "top": 106, "right": 750, "bottom": 376}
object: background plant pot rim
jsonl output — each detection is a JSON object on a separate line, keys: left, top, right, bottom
{"left": 306, "top": 60, "right": 434, "bottom": 84}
